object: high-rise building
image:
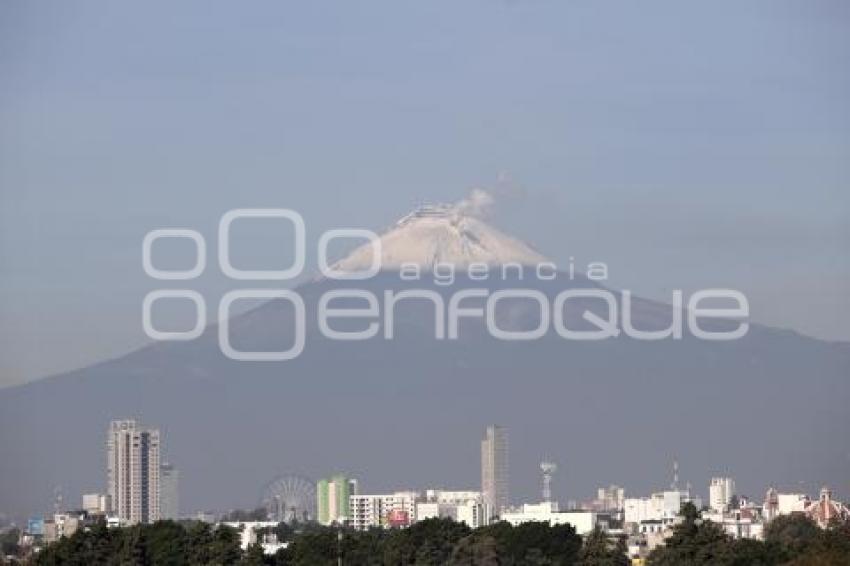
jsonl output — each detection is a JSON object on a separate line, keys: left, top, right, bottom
{"left": 107, "top": 419, "right": 161, "bottom": 524}
{"left": 481, "top": 425, "right": 508, "bottom": 517}
{"left": 160, "top": 463, "right": 179, "bottom": 520}
{"left": 317, "top": 475, "right": 358, "bottom": 525}
{"left": 709, "top": 477, "right": 736, "bottom": 512}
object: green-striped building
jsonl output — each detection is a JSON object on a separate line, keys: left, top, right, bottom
{"left": 317, "top": 474, "right": 358, "bottom": 525}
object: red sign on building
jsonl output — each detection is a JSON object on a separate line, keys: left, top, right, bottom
{"left": 386, "top": 509, "right": 410, "bottom": 527}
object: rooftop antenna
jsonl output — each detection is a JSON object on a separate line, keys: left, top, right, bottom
{"left": 541, "top": 460, "right": 557, "bottom": 502}
{"left": 671, "top": 459, "right": 679, "bottom": 491}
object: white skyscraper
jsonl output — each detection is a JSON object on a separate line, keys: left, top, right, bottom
{"left": 107, "top": 419, "right": 161, "bottom": 524}
{"left": 481, "top": 425, "right": 509, "bottom": 517}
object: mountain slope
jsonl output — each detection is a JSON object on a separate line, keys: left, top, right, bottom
{"left": 0, "top": 206, "right": 848, "bottom": 523}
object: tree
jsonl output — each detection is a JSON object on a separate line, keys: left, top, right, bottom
{"left": 763, "top": 513, "right": 820, "bottom": 559}
{"left": 647, "top": 503, "right": 734, "bottom": 566}
{"left": 280, "top": 527, "right": 339, "bottom": 566}
{"left": 0, "top": 528, "right": 20, "bottom": 559}
{"left": 186, "top": 520, "right": 215, "bottom": 565}
{"left": 144, "top": 520, "right": 189, "bottom": 565}
{"left": 35, "top": 509, "right": 843, "bottom": 565}
{"left": 723, "top": 538, "right": 782, "bottom": 566}
{"left": 449, "top": 533, "right": 501, "bottom": 565}
{"left": 381, "top": 517, "right": 471, "bottom": 565}
{"left": 342, "top": 528, "right": 385, "bottom": 566}
{"left": 478, "top": 520, "right": 582, "bottom": 565}
{"left": 775, "top": 515, "right": 850, "bottom": 566}
{"left": 240, "top": 542, "right": 267, "bottom": 566}
{"left": 577, "top": 527, "right": 628, "bottom": 566}
{"left": 125, "top": 525, "right": 149, "bottom": 565}
{"left": 208, "top": 524, "right": 243, "bottom": 565}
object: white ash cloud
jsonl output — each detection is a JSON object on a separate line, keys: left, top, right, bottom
{"left": 455, "top": 188, "right": 495, "bottom": 218}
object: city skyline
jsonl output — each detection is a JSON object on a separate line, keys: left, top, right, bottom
{"left": 11, "top": 419, "right": 848, "bottom": 560}
{"left": 17, "top": 420, "right": 847, "bottom": 524}
{"left": 5, "top": 407, "right": 849, "bottom": 528}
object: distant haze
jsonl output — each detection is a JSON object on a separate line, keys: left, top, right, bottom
{"left": 0, "top": 1, "right": 848, "bottom": 392}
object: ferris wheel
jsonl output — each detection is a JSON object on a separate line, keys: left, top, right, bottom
{"left": 260, "top": 474, "right": 317, "bottom": 523}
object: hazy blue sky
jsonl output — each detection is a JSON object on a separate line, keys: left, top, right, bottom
{"left": 1, "top": 0, "right": 848, "bottom": 387}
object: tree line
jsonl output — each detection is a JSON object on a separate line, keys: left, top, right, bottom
{"left": 13, "top": 503, "right": 850, "bottom": 565}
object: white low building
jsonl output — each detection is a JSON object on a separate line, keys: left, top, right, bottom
{"left": 624, "top": 489, "right": 697, "bottom": 524}
{"left": 638, "top": 518, "right": 674, "bottom": 536}
{"left": 763, "top": 488, "right": 810, "bottom": 522}
{"left": 415, "top": 490, "right": 489, "bottom": 528}
{"left": 777, "top": 493, "right": 809, "bottom": 515}
{"left": 349, "top": 491, "right": 418, "bottom": 530}
{"left": 702, "top": 511, "right": 764, "bottom": 540}
{"left": 424, "top": 490, "right": 482, "bottom": 504}
{"left": 82, "top": 493, "right": 110, "bottom": 515}
{"left": 106, "top": 515, "right": 124, "bottom": 528}
{"left": 43, "top": 513, "right": 83, "bottom": 543}
{"left": 500, "top": 501, "right": 598, "bottom": 535}
{"left": 222, "top": 521, "right": 288, "bottom": 555}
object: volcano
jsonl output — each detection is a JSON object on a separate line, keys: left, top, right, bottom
{"left": 0, "top": 201, "right": 848, "bottom": 523}
{"left": 330, "top": 201, "right": 548, "bottom": 272}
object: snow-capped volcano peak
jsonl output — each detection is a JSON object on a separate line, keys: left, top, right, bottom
{"left": 331, "top": 195, "right": 549, "bottom": 272}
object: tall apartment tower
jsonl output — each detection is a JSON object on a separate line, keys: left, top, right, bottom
{"left": 107, "top": 419, "right": 161, "bottom": 524}
{"left": 481, "top": 425, "right": 509, "bottom": 517}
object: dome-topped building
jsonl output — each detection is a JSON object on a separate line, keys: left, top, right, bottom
{"left": 804, "top": 486, "right": 849, "bottom": 528}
